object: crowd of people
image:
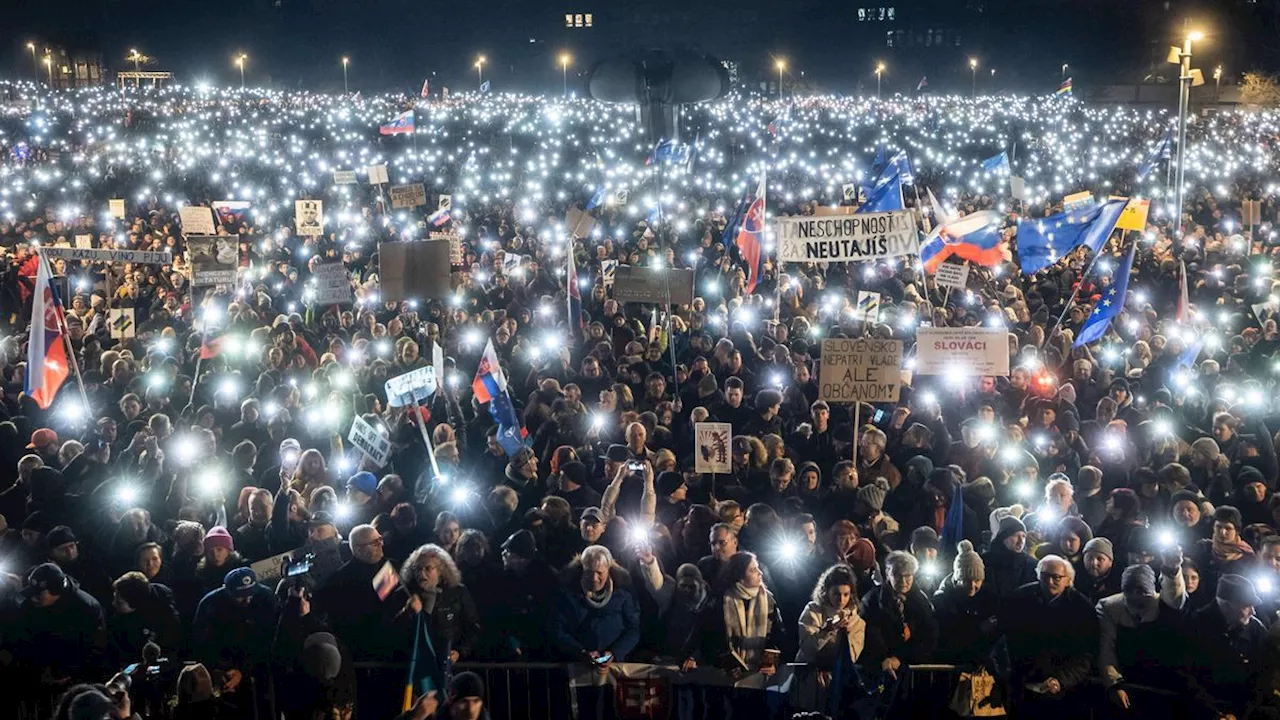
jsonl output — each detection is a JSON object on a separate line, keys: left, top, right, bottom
{"left": 2, "top": 80, "right": 1280, "bottom": 720}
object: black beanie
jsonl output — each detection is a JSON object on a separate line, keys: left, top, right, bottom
{"left": 448, "top": 670, "right": 485, "bottom": 701}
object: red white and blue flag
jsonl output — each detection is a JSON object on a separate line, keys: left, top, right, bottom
{"left": 567, "top": 246, "right": 582, "bottom": 339}
{"left": 735, "top": 172, "right": 767, "bottom": 294}
{"left": 379, "top": 110, "right": 415, "bottom": 136}
{"left": 427, "top": 207, "right": 451, "bottom": 227}
{"left": 920, "top": 210, "right": 1007, "bottom": 273}
{"left": 420, "top": 79, "right": 430, "bottom": 98}
{"left": 26, "top": 253, "right": 69, "bottom": 409}
{"left": 472, "top": 340, "right": 527, "bottom": 456}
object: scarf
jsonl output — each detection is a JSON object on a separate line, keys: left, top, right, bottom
{"left": 723, "top": 582, "right": 771, "bottom": 667}
{"left": 1212, "top": 538, "right": 1255, "bottom": 564}
{"left": 584, "top": 577, "right": 614, "bottom": 609}
{"left": 831, "top": 606, "right": 867, "bottom": 663}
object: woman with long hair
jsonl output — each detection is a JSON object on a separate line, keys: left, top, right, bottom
{"left": 684, "top": 551, "right": 785, "bottom": 675}
{"left": 399, "top": 543, "right": 481, "bottom": 667}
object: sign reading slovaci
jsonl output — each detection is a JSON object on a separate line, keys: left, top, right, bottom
{"left": 775, "top": 211, "right": 918, "bottom": 263}
{"left": 916, "top": 327, "right": 1010, "bottom": 376}
{"left": 819, "top": 338, "right": 903, "bottom": 403}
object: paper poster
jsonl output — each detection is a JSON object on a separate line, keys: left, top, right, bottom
{"left": 694, "top": 422, "right": 732, "bottom": 474}
{"left": 108, "top": 199, "right": 126, "bottom": 219}
{"left": 74, "top": 234, "right": 93, "bottom": 249}
{"left": 934, "top": 262, "right": 971, "bottom": 290}
{"left": 842, "top": 183, "right": 857, "bottom": 203}
{"left": 818, "top": 338, "right": 902, "bottom": 403}
{"left": 179, "top": 206, "right": 216, "bottom": 236}
{"left": 295, "top": 200, "right": 325, "bottom": 236}
{"left": 389, "top": 183, "right": 427, "bottom": 209}
{"left": 437, "top": 194, "right": 452, "bottom": 212}
{"left": 348, "top": 415, "right": 391, "bottom": 467}
{"left": 601, "top": 259, "right": 618, "bottom": 287}
{"left": 186, "top": 235, "right": 239, "bottom": 286}
{"left": 109, "top": 308, "right": 135, "bottom": 339}
{"left": 916, "top": 327, "right": 1010, "bottom": 376}
{"left": 367, "top": 164, "right": 389, "bottom": 185}
{"left": 566, "top": 207, "right": 596, "bottom": 238}
{"left": 855, "top": 291, "right": 880, "bottom": 322}
{"left": 385, "top": 366, "right": 438, "bottom": 407}
{"left": 333, "top": 170, "right": 358, "bottom": 185}
{"left": 775, "top": 211, "right": 919, "bottom": 263}
{"left": 311, "top": 262, "right": 352, "bottom": 305}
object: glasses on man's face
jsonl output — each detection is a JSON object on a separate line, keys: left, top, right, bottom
{"left": 356, "top": 536, "right": 384, "bottom": 548}
{"left": 1042, "top": 573, "right": 1068, "bottom": 583}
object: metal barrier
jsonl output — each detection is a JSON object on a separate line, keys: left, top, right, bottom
{"left": 352, "top": 661, "right": 575, "bottom": 720}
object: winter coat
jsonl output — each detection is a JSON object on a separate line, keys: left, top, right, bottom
{"left": 313, "top": 558, "right": 413, "bottom": 661}
{"left": 999, "top": 582, "right": 1097, "bottom": 693}
{"left": 858, "top": 585, "right": 938, "bottom": 664}
{"left": 407, "top": 583, "right": 482, "bottom": 661}
{"left": 551, "top": 562, "right": 641, "bottom": 661}
{"left": 1184, "top": 601, "right": 1269, "bottom": 717}
{"left": 979, "top": 544, "right": 1037, "bottom": 600}
{"left": 108, "top": 582, "right": 182, "bottom": 665}
{"left": 931, "top": 576, "right": 1000, "bottom": 665}
{"left": 688, "top": 587, "right": 786, "bottom": 668}
{"left": 191, "top": 583, "right": 277, "bottom": 671}
{"left": 11, "top": 578, "right": 107, "bottom": 680}
{"left": 796, "top": 601, "right": 871, "bottom": 668}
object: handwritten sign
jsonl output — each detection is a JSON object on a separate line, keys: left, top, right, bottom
{"left": 179, "top": 206, "right": 216, "bottom": 236}
{"left": 40, "top": 247, "right": 172, "bottom": 265}
{"left": 348, "top": 415, "right": 391, "bottom": 467}
{"left": 819, "top": 338, "right": 903, "bottom": 403}
{"left": 333, "top": 170, "right": 357, "bottom": 185}
{"left": 934, "top": 262, "right": 971, "bottom": 290}
{"left": 385, "top": 366, "right": 438, "bottom": 408}
{"left": 390, "top": 183, "right": 427, "bottom": 209}
{"left": 775, "top": 211, "right": 918, "bottom": 263}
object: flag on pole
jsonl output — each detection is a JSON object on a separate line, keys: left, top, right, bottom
{"left": 1056, "top": 78, "right": 1073, "bottom": 96}
{"left": 734, "top": 172, "right": 767, "bottom": 294}
{"left": 420, "top": 79, "right": 430, "bottom": 98}
{"left": 856, "top": 173, "right": 905, "bottom": 213}
{"left": 920, "top": 211, "right": 1007, "bottom": 272}
{"left": 981, "top": 151, "right": 1010, "bottom": 175}
{"left": 916, "top": 76, "right": 928, "bottom": 92}
{"left": 379, "top": 110, "right": 415, "bottom": 136}
{"left": 567, "top": 246, "right": 582, "bottom": 339}
{"left": 472, "top": 340, "right": 528, "bottom": 456}
{"left": 1177, "top": 259, "right": 1190, "bottom": 324}
{"left": 1015, "top": 199, "right": 1127, "bottom": 274}
{"left": 25, "top": 253, "right": 69, "bottom": 409}
{"left": 1073, "top": 241, "right": 1137, "bottom": 347}
{"left": 1136, "top": 126, "right": 1174, "bottom": 182}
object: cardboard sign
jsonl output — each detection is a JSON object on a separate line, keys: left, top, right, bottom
{"left": 437, "top": 194, "right": 452, "bottom": 212}
{"left": 855, "top": 291, "right": 880, "bottom": 322}
{"left": 40, "top": 247, "right": 172, "bottom": 265}
{"left": 389, "top": 183, "right": 427, "bottom": 209}
{"left": 1062, "top": 191, "right": 1094, "bottom": 212}
{"left": 429, "top": 231, "right": 463, "bottom": 266}
{"left": 934, "top": 262, "right": 971, "bottom": 290}
{"left": 250, "top": 548, "right": 302, "bottom": 584}
{"left": 842, "top": 183, "right": 857, "bottom": 203}
{"left": 601, "top": 259, "right": 618, "bottom": 287}
{"left": 916, "top": 327, "right": 1010, "bottom": 376}
{"left": 775, "top": 211, "right": 919, "bottom": 263}
{"left": 694, "top": 422, "right": 732, "bottom": 474}
{"left": 74, "top": 234, "right": 93, "bottom": 249}
{"left": 108, "top": 199, "right": 126, "bottom": 219}
{"left": 180, "top": 206, "right": 216, "bottom": 236}
{"left": 333, "top": 170, "right": 358, "bottom": 185}
{"left": 186, "top": 235, "right": 239, "bottom": 286}
{"left": 367, "top": 164, "right": 389, "bottom": 185}
{"left": 295, "top": 200, "right": 325, "bottom": 236}
{"left": 818, "top": 338, "right": 903, "bottom": 403}
{"left": 1243, "top": 199, "right": 1263, "bottom": 227}
{"left": 613, "top": 265, "right": 695, "bottom": 305}
{"left": 109, "top": 308, "right": 135, "bottom": 339}
{"left": 348, "top": 415, "right": 391, "bottom": 467}
{"left": 378, "top": 240, "right": 453, "bottom": 302}
{"left": 565, "top": 207, "right": 596, "bottom": 238}
{"left": 1109, "top": 196, "right": 1151, "bottom": 232}
{"left": 385, "top": 366, "right": 438, "bottom": 407}
{"left": 311, "top": 262, "right": 352, "bottom": 305}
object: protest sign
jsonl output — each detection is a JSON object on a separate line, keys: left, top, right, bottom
{"left": 311, "top": 262, "right": 351, "bottom": 305}
{"left": 109, "top": 308, "right": 135, "bottom": 339}
{"left": 108, "top": 199, "right": 126, "bottom": 219}
{"left": 348, "top": 415, "right": 391, "bottom": 467}
{"left": 1109, "top": 196, "right": 1151, "bottom": 232}
{"left": 438, "top": 194, "right": 452, "bottom": 212}
{"left": 916, "top": 327, "right": 1010, "bottom": 376}
{"left": 333, "top": 169, "right": 357, "bottom": 185}
{"left": 566, "top": 207, "right": 596, "bottom": 238}
{"left": 179, "top": 206, "right": 216, "bottom": 236}
{"left": 818, "top": 338, "right": 903, "bottom": 403}
{"left": 250, "top": 549, "right": 301, "bottom": 584}
{"left": 186, "top": 235, "right": 239, "bottom": 286}
{"left": 1010, "top": 176, "right": 1028, "bottom": 202}
{"left": 775, "top": 211, "right": 918, "bottom": 263}
{"left": 934, "top": 262, "right": 971, "bottom": 290}
{"left": 1062, "top": 191, "right": 1094, "bottom": 211}
{"left": 614, "top": 265, "right": 695, "bottom": 305}
{"left": 1243, "top": 199, "right": 1263, "bottom": 227}
{"left": 378, "top": 240, "right": 453, "bottom": 302}
{"left": 40, "top": 247, "right": 172, "bottom": 265}
{"left": 367, "top": 164, "right": 389, "bottom": 185}
{"left": 855, "top": 291, "right": 880, "bottom": 322}
{"left": 501, "top": 253, "right": 524, "bottom": 275}
{"left": 385, "top": 366, "right": 438, "bottom": 407}
{"left": 429, "top": 231, "right": 463, "bottom": 265}
{"left": 295, "top": 200, "right": 324, "bottom": 236}
{"left": 601, "top": 259, "right": 618, "bottom": 287}
{"left": 74, "top": 234, "right": 93, "bottom": 249}
{"left": 389, "top": 183, "right": 427, "bottom": 209}
{"left": 694, "top": 422, "right": 732, "bottom": 474}
{"left": 842, "top": 183, "right": 857, "bottom": 202}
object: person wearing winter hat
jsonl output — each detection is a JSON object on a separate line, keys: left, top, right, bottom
{"left": 653, "top": 471, "right": 689, "bottom": 528}
{"left": 191, "top": 566, "right": 275, "bottom": 694}
{"left": 979, "top": 512, "right": 1035, "bottom": 600}
{"left": 343, "top": 471, "right": 379, "bottom": 530}
{"left": 16, "top": 563, "right": 106, "bottom": 684}
{"left": 1170, "top": 489, "right": 1212, "bottom": 545}
{"left": 1075, "top": 537, "right": 1120, "bottom": 601}
{"left": 932, "top": 540, "right": 998, "bottom": 665}
{"left": 1188, "top": 504, "right": 1256, "bottom": 599}
{"left": 195, "top": 526, "right": 244, "bottom": 595}
{"left": 1096, "top": 552, "right": 1186, "bottom": 713}
{"left": 552, "top": 460, "right": 602, "bottom": 514}
{"left": 1183, "top": 573, "right": 1268, "bottom": 718}
{"left": 855, "top": 477, "right": 889, "bottom": 519}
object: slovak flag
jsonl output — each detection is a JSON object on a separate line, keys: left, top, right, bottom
{"left": 26, "top": 253, "right": 70, "bottom": 409}
{"left": 735, "top": 172, "right": 767, "bottom": 294}
{"left": 427, "top": 207, "right": 451, "bottom": 227}
{"left": 379, "top": 110, "right": 415, "bottom": 136}
{"left": 420, "top": 79, "right": 430, "bottom": 98}
{"left": 567, "top": 247, "right": 583, "bottom": 339}
{"left": 472, "top": 340, "right": 528, "bottom": 456}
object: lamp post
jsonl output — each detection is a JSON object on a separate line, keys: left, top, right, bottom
{"left": 1173, "top": 31, "right": 1203, "bottom": 231}
{"left": 1214, "top": 64, "right": 1222, "bottom": 96}
{"left": 560, "top": 53, "right": 571, "bottom": 97}
{"left": 775, "top": 59, "right": 786, "bottom": 99}
{"left": 875, "top": 62, "right": 885, "bottom": 99}
{"left": 342, "top": 56, "right": 349, "bottom": 93}
{"left": 969, "top": 57, "right": 978, "bottom": 97}
{"left": 27, "top": 43, "right": 37, "bottom": 80}
{"left": 1062, "top": 63, "right": 1068, "bottom": 79}
{"left": 476, "top": 56, "right": 486, "bottom": 90}
{"left": 129, "top": 48, "right": 141, "bottom": 73}
{"left": 43, "top": 55, "right": 52, "bottom": 87}
{"left": 236, "top": 54, "right": 247, "bottom": 89}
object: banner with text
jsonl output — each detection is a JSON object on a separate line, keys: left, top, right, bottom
{"left": 186, "top": 235, "right": 239, "bottom": 286}
{"left": 819, "top": 338, "right": 903, "bottom": 403}
{"left": 775, "top": 211, "right": 918, "bottom": 263}
{"left": 390, "top": 183, "right": 427, "bottom": 209}
{"left": 916, "top": 327, "right": 1010, "bottom": 376}
{"left": 40, "top": 246, "right": 172, "bottom": 265}
{"left": 348, "top": 416, "right": 391, "bottom": 467}
{"left": 311, "top": 262, "right": 352, "bottom": 305}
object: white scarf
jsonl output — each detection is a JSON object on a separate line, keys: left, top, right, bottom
{"left": 584, "top": 577, "right": 614, "bottom": 609}
{"left": 723, "top": 582, "right": 771, "bottom": 667}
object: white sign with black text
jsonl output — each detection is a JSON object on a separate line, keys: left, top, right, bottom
{"left": 915, "top": 327, "right": 1010, "bottom": 377}
{"left": 348, "top": 415, "right": 391, "bottom": 467}
{"left": 933, "top": 262, "right": 971, "bottom": 290}
{"left": 775, "top": 211, "right": 918, "bottom": 263}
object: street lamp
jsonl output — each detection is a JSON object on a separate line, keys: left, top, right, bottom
{"left": 235, "top": 53, "right": 247, "bottom": 89}
{"left": 27, "top": 43, "right": 37, "bottom": 80}
{"left": 1062, "top": 63, "right": 1068, "bottom": 79}
{"left": 560, "top": 53, "right": 571, "bottom": 98}
{"left": 1214, "top": 64, "right": 1223, "bottom": 95}
{"left": 43, "top": 55, "right": 52, "bottom": 87}
{"left": 775, "top": 58, "right": 786, "bottom": 99}
{"left": 875, "top": 62, "right": 886, "bottom": 99}
{"left": 1173, "top": 30, "right": 1204, "bottom": 231}
{"left": 476, "top": 56, "right": 486, "bottom": 90}
{"left": 342, "top": 56, "right": 350, "bottom": 93}
{"left": 969, "top": 57, "right": 978, "bottom": 97}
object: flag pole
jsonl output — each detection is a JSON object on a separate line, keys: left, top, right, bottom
{"left": 1042, "top": 231, "right": 1124, "bottom": 347}
{"left": 46, "top": 257, "right": 91, "bottom": 415}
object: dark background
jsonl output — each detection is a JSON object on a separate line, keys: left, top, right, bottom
{"left": 2, "top": 0, "right": 1277, "bottom": 95}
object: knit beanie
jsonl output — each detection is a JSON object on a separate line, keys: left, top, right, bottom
{"left": 1190, "top": 437, "right": 1220, "bottom": 459}
{"left": 1170, "top": 489, "right": 1203, "bottom": 509}
{"left": 302, "top": 632, "right": 343, "bottom": 681}
{"left": 560, "top": 461, "right": 588, "bottom": 488}
{"left": 1121, "top": 564, "right": 1156, "bottom": 596}
{"left": 1109, "top": 488, "right": 1140, "bottom": 517}
{"left": 857, "top": 477, "right": 890, "bottom": 513}
{"left": 953, "top": 540, "right": 985, "bottom": 582}
{"left": 987, "top": 505, "right": 1026, "bottom": 539}
{"left": 203, "top": 526, "right": 234, "bottom": 553}
{"left": 448, "top": 671, "right": 486, "bottom": 701}
{"left": 697, "top": 373, "right": 719, "bottom": 399}
{"left": 993, "top": 515, "right": 1027, "bottom": 545}
{"left": 67, "top": 686, "right": 114, "bottom": 720}
{"left": 1083, "top": 537, "right": 1114, "bottom": 561}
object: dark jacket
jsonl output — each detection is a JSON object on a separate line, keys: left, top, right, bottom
{"left": 108, "top": 582, "right": 182, "bottom": 665}
{"left": 931, "top": 576, "right": 1000, "bottom": 666}
{"left": 859, "top": 584, "right": 939, "bottom": 664}
{"left": 979, "top": 544, "right": 1037, "bottom": 600}
{"left": 191, "top": 583, "right": 278, "bottom": 671}
{"left": 551, "top": 562, "right": 641, "bottom": 662}
{"left": 12, "top": 579, "right": 108, "bottom": 680}
{"left": 407, "top": 583, "right": 482, "bottom": 661}
{"left": 1185, "top": 601, "right": 1269, "bottom": 716}
{"left": 313, "top": 558, "right": 413, "bottom": 661}
{"left": 999, "top": 582, "right": 1098, "bottom": 694}
{"left": 688, "top": 587, "right": 787, "bottom": 668}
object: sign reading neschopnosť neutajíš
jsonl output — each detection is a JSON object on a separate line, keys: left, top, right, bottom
{"left": 775, "top": 211, "right": 919, "bottom": 263}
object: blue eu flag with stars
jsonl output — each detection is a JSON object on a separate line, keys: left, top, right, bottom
{"left": 1074, "top": 242, "right": 1137, "bottom": 348}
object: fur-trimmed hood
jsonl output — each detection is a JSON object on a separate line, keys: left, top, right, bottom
{"left": 559, "top": 556, "right": 633, "bottom": 591}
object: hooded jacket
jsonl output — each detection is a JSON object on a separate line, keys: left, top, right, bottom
{"left": 551, "top": 560, "right": 641, "bottom": 661}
